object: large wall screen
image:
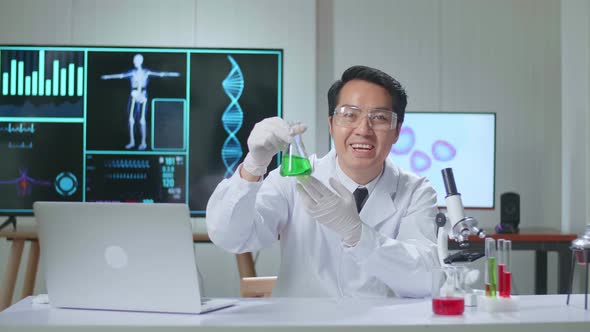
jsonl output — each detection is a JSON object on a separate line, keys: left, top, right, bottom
{"left": 0, "top": 46, "right": 282, "bottom": 216}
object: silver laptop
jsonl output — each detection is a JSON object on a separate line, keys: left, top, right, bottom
{"left": 34, "top": 201, "right": 237, "bottom": 314}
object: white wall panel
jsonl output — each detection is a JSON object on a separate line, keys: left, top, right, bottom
{"left": 561, "top": 0, "right": 590, "bottom": 236}
{"left": 332, "top": 0, "right": 441, "bottom": 112}
{"left": 0, "top": 0, "right": 73, "bottom": 44}
{"left": 71, "top": 0, "right": 195, "bottom": 46}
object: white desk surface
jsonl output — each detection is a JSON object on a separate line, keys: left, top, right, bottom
{"left": 1, "top": 295, "right": 589, "bottom": 331}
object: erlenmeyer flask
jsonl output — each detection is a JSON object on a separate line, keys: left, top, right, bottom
{"left": 280, "top": 131, "right": 312, "bottom": 177}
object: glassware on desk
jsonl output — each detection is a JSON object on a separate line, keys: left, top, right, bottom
{"left": 432, "top": 266, "right": 466, "bottom": 315}
{"left": 567, "top": 224, "right": 590, "bottom": 310}
{"left": 571, "top": 224, "right": 590, "bottom": 264}
{"left": 485, "top": 237, "right": 497, "bottom": 297}
{"left": 280, "top": 126, "right": 312, "bottom": 177}
{"left": 497, "top": 239, "right": 505, "bottom": 297}
{"left": 500, "top": 240, "right": 512, "bottom": 297}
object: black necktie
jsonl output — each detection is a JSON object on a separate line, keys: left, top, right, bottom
{"left": 353, "top": 187, "right": 369, "bottom": 213}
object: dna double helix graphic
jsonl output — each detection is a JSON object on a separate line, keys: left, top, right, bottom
{"left": 221, "top": 55, "right": 245, "bottom": 178}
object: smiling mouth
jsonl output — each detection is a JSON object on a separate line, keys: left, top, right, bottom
{"left": 350, "top": 143, "right": 375, "bottom": 152}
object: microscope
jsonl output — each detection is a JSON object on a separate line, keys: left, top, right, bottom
{"left": 435, "top": 168, "right": 486, "bottom": 266}
{"left": 434, "top": 168, "right": 487, "bottom": 307}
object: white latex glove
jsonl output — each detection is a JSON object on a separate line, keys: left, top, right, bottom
{"left": 242, "top": 117, "right": 306, "bottom": 176}
{"left": 296, "top": 176, "right": 362, "bottom": 247}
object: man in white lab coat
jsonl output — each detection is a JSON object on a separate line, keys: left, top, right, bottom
{"left": 206, "top": 65, "right": 439, "bottom": 297}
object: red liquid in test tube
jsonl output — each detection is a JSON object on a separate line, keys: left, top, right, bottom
{"left": 498, "top": 264, "right": 505, "bottom": 295}
{"left": 497, "top": 239, "right": 505, "bottom": 296}
{"left": 502, "top": 271, "right": 512, "bottom": 297}
{"left": 500, "top": 240, "right": 512, "bottom": 297}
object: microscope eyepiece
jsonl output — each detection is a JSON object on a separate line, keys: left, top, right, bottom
{"left": 442, "top": 168, "right": 459, "bottom": 197}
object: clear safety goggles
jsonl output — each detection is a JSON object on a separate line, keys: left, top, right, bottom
{"left": 332, "top": 105, "right": 397, "bottom": 131}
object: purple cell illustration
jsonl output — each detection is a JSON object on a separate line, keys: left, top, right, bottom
{"left": 391, "top": 127, "right": 415, "bottom": 155}
{"left": 410, "top": 150, "right": 431, "bottom": 173}
{"left": 431, "top": 140, "right": 456, "bottom": 162}
{"left": 0, "top": 168, "right": 51, "bottom": 197}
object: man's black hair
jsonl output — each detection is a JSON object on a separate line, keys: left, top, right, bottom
{"left": 327, "top": 65, "right": 407, "bottom": 125}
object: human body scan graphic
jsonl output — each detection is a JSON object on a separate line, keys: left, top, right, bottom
{"left": 0, "top": 168, "right": 51, "bottom": 197}
{"left": 101, "top": 54, "right": 180, "bottom": 150}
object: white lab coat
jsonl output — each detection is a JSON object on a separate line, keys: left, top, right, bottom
{"left": 206, "top": 149, "right": 439, "bottom": 298}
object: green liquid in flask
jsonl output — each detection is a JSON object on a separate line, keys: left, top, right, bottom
{"left": 280, "top": 155, "right": 312, "bottom": 177}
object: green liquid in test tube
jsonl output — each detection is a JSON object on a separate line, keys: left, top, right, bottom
{"left": 487, "top": 256, "right": 497, "bottom": 297}
{"left": 485, "top": 237, "right": 497, "bottom": 297}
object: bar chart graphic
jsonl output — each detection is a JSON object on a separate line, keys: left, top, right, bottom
{"left": 1, "top": 49, "right": 85, "bottom": 97}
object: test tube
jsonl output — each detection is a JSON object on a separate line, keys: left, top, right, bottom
{"left": 501, "top": 240, "right": 512, "bottom": 297}
{"left": 485, "top": 238, "right": 497, "bottom": 297}
{"left": 497, "top": 239, "right": 505, "bottom": 296}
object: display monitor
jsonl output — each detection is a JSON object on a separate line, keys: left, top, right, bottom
{"left": 392, "top": 112, "right": 496, "bottom": 208}
{"left": 330, "top": 112, "right": 496, "bottom": 208}
{"left": 0, "top": 46, "right": 282, "bottom": 216}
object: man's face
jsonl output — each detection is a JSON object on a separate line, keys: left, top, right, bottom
{"left": 329, "top": 79, "right": 400, "bottom": 182}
